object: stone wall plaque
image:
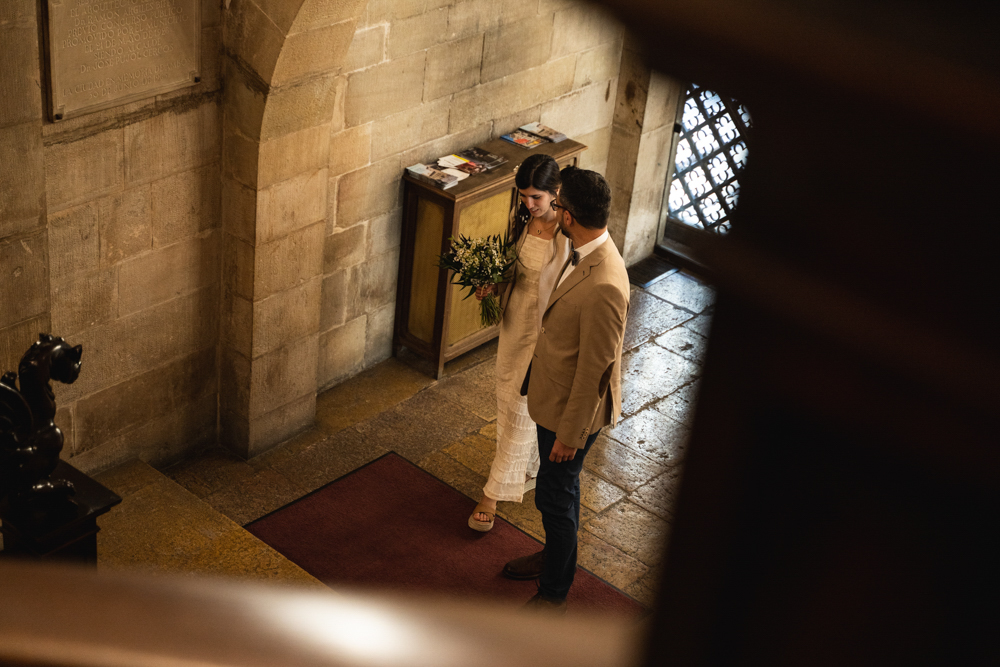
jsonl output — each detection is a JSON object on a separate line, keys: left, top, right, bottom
{"left": 46, "top": 0, "right": 201, "bottom": 121}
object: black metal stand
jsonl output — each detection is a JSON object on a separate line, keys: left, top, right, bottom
{"left": 0, "top": 461, "right": 121, "bottom": 565}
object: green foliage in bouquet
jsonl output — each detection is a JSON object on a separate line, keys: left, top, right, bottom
{"left": 437, "top": 231, "right": 517, "bottom": 327}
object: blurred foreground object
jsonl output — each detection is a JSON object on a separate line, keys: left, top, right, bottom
{"left": 602, "top": 0, "right": 1000, "bottom": 664}
{"left": 0, "top": 560, "right": 644, "bottom": 667}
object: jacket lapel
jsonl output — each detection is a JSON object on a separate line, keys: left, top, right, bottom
{"left": 541, "top": 238, "right": 613, "bottom": 317}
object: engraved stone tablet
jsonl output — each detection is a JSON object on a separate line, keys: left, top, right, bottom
{"left": 47, "top": 0, "right": 201, "bottom": 121}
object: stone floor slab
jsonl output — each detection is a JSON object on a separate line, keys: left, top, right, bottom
{"left": 99, "top": 476, "right": 220, "bottom": 572}
{"left": 202, "top": 467, "right": 309, "bottom": 526}
{"left": 624, "top": 569, "right": 661, "bottom": 609}
{"left": 97, "top": 461, "right": 321, "bottom": 587}
{"left": 442, "top": 432, "right": 497, "bottom": 479}
{"left": 622, "top": 290, "right": 694, "bottom": 352}
{"left": 247, "top": 426, "right": 328, "bottom": 473}
{"left": 262, "top": 427, "right": 387, "bottom": 493}
{"left": 584, "top": 434, "right": 666, "bottom": 492}
{"left": 315, "top": 357, "right": 433, "bottom": 434}
{"left": 607, "top": 410, "right": 689, "bottom": 468}
{"left": 355, "top": 389, "right": 486, "bottom": 463}
{"left": 178, "top": 525, "right": 324, "bottom": 587}
{"left": 652, "top": 381, "right": 701, "bottom": 427}
{"left": 418, "top": 450, "right": 487, "bottom": 502}
{"left": 429, "top": 358, "right": 498, "bottom": 421}
{"left": 683, "top": 313, "right": 712, "bottom": 337}
{"left": 629, "top": 467, "right": 684, "bottom": 521}
{"left": 578, "top": 530, "right": 649, "bottom": 591}
{"left": 584, "top": 500, "right": 670, "bottom": 567}
{"left": 655, "top": 326, "right": 708, "bottom": 365}
{"left": 165, "top": 447, "right": 256, "bottom": 499}
{"left": 580, "top": 469, "right": 627, "bottom": 513}
{"left": 645, "top": 271, "right": 716, "bottom": 314}
{"left": 620, "top": 345, "right": 701, "bottom": 416}
{"left": 478, "top": 421, "right": 498, "bottom": 440}
{"left": 95, "top": 458, "right": 165, "bottom": 498}
{"left": 495, "top": 489, "right": 546, "bottom": 542}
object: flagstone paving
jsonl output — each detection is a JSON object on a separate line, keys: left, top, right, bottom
{"left": 165, "top": 269, "right": 714, "bottom": 609}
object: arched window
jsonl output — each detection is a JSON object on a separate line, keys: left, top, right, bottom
{"left": 664, "top": 84, "right": 752, "bottom": 235}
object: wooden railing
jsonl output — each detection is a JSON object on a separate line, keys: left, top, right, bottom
{"left": 0, "top": 560, "right": 646, "bottom": 667}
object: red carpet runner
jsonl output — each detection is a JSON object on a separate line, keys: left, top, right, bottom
{"left": 247, "top": 452, "right": 645, "bottom": 617}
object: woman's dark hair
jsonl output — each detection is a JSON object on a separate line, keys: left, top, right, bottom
{"left": 511, "top": 154, "right": 561, "bottom": 237}
{"left": 515, "top": 154, "right": 561, "bottom": 195}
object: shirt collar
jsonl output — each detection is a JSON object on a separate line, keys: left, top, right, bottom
{"left": 573, "top": 230, "right": 609, "bottom": 261}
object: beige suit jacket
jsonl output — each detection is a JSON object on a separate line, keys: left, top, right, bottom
{"left": 521, "top": 236, "right": 630, "bottom": 449}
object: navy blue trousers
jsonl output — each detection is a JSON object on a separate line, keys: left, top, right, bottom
{"left": 534, "top": 424, "right": 601, "bottom": 601}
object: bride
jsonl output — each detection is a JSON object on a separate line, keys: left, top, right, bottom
{"left": 469, "top": 153, "right": 571, "bottom": 532}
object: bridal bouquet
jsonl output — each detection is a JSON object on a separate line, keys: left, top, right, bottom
{"left": 438, "top": 232, "right": 517, "bottom": 327}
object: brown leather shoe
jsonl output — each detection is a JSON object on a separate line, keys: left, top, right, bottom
{"left": 502, "top": 549, "right": 545, "bottom": 580}
{"left": 524, "top": 592, "right": 567, "bottom": 614}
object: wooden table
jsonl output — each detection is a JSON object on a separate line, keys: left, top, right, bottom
{"left": 393, "top": 137, "right": 586, "bottom": 378}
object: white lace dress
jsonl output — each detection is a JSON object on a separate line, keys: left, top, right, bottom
{"left": 484, "top": 231, "right": 558, "bottom": 502}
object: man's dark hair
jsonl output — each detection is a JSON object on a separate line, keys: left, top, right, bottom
{"left": 558, "top": 166, "right": 611, "bottom": 229}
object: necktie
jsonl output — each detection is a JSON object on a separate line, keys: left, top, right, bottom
{"left": 571, "top": 250, "right": 580, "bottom": 266}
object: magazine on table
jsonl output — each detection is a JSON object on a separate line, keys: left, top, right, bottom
{"left": 500, "top": 129, "right": 546, "bottom": 149}
{"left": 437, "top": 154, "right": 486, "bottom": 175}
{"left": 406, "top": 163, "right": 459, "bottom": 189}
{"left": 519, "top": 122, "right": 567, "bottom": 143}
{"left": 455, "top": 146, "right": 507, "bottom": 170}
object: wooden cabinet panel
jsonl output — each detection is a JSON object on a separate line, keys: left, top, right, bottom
{"left": 394, "top": 137, "right": 586, "bottom": 378}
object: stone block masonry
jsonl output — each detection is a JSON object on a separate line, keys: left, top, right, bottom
{"left": 0, "top": 0, "right": 653, "bottom": 468}
{"left": 0, "top": 232, "right": 49, "bottom": 329}
{"left": 50, "top": 268, "right": 118, "bottom": 337}
{"left": 1, "top": 0, "right": 50, "bottom": 435}
{"left": 319, "top": 0, "right": 631, "bottom": 395}
{"left": 125, "top": 104, "right": 220, "bottom": 185}
{"left": 424, "top": 34, "right": 483, "bottom": 102}
{"left": 47, "top": 203, "right": 100, "bottom": 281}
{"left": 45, "top": 130, "right": 124, "bottom": 212}
{"left": 345, "top": 52, "right": 427, "bottom": 126}
{"left": 0, "top": 123, "right": 44, "bottom": 226}
{"left": 40, "top": 97, "right": 223, "bottom": 472}
{"left": 255, "top": 222, "right": 326, "bottom": 300}
{"left": 481, "top": 14, "right": 553, "bottom": 83}
{"left": 258, "top": 124, "right": 331, "bottom": 190}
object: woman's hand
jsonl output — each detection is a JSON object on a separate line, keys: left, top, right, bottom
{"left": 475, "top": 284, "right": 497, "bottom": 301}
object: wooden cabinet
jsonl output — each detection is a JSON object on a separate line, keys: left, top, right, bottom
{"left": 394, "top": 137, "right": 586, "bottom": 378}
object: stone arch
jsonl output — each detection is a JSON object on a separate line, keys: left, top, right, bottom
{"left": 217, "top": 0, "right": 647, "bottom": 459}
{"left": 219, "top": 0, "right": 368, "bottom": 458}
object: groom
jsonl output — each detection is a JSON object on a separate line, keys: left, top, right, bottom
{"left": 504, "top": 167, "right": 631, "bottom": 610}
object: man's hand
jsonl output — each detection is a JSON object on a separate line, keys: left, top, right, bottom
{"left": 549, "top": 438, "right": 577, "bottom": 463}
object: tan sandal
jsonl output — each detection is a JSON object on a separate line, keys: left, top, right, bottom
{"left": 468, "top": 502, "right": 496, "bottom": 532}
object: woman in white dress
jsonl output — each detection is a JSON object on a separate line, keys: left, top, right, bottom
{"left": 469, "top": 154, "right": 571, "bottom": 531}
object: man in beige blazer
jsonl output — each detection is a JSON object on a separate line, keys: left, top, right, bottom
{"left": 503, "top": 167, "right": 630, "bottom": 610}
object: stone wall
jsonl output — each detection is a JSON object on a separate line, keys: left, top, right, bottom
{"left": 318, "top": 0, "right": 625, "bottom": 389}
{"left": 606, "top": 40, "right": 684, "bottom": 265}
{"left": 1, "top": 1, "right": 225, "bottom": 473}
{"left": 217, "top": 0, "right": 368, "bottom": 459}
{"left": 1, "top": 0, "right": 49, "bottom": 392}
{"left": 0, "top": 0, "right": 650, "bottom": 472}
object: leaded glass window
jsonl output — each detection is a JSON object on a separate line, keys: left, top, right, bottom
{"left": 666, "top": 84, "right": 752, "bottom": 234}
